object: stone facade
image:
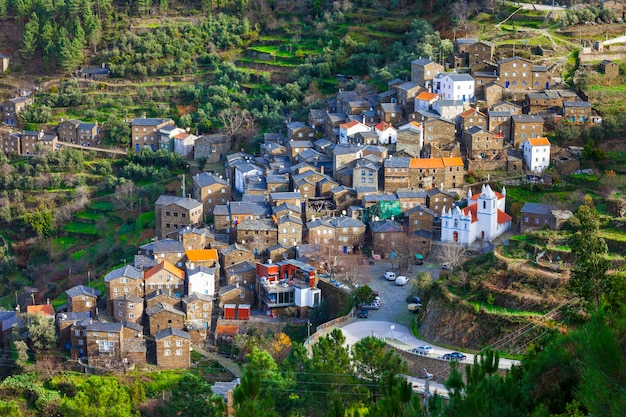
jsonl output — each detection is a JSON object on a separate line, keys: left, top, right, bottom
{"left": 65, "top": 285, "right": 100, "bottom": 316}
{"left": 146, "top": 302, "right": 186, "bottom": 336}
{"left": 104, "top": 265, "right": 144, "bottom": 315}
{"left": 511, "top": 115, "right": 544, "bottom": 149}
{"left": 154, "top": 195, "right": 203, "bottom": 240}
{"left": 192, "top": 172, "right": 230, "bottom": 216}
{"left": 155, "top": 328, "right": 191, "bottom": 369}
{"left": 112, "top": 294, "right": 144, "bottom": 324}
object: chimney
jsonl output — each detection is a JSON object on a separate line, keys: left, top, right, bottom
{"left": 46, "top": 298, "right": 50, "bottom": 304}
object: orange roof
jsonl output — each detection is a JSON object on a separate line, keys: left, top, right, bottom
{"left": 460, "top": 108, "right": 476, "bottom": 117}
{"left": 416, "top": 91, "right": 438, "bottom": 101}
{"left": 408, "top": 121, "right": 422, "bottom": 128}
{"left": 375, "top": 121, "right": 395, "bottom": 132}
{"left": 339, "top": 120, "right": 360, "bottom": 129}
{"left": 442, "top": 157, "right": 464, "bottom": 167}
{"left": 410, "top": 158, "right": 445, "bottom": 169}
{"left": 27, "top": 304, "right": 55, "bottom": 317}
{"left": 216, "top": 325, "right": 239, "bottom": 336}
{"left": 527, "top": 137, "right": 551, "bottom": 146}
{"left": 186, "top": 249, "right": 218, "bottom": 262}
{"left": 497, "top": 209, "right": 513, "bottom": 224}
{"left": 145, "top": 261, "right": 184, "bottom": 280}
{"left": 462, "top": 205, "right": 478, "bottom": 223}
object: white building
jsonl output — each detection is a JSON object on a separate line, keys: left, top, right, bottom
{"left": 433, "top": 73, "right": 475, "bottom": 102}
{"left": 187, "top": 266, "right": 216, "bottom": 297}
{"left": 374, "top": 121, "right": 398, "bottom": 145}
{"left": 338, "top": 120, "right": 370, "bottom": 144}
{"left": 172, "top": 131, "right": 198, "bottom": 157}
{"left": 522, "top": 137, "right": 551, "bottom": 173}
{"left": 233, "top": 161, "right": 263, "bottom": 194}
{"left": 441, "top": 184, "right": 512, "bottom": 245}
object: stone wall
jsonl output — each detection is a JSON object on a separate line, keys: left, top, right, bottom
{"left": 467, "top": 159, "right": 507, "bottom": 172}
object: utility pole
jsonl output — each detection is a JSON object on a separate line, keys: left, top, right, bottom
{"left": 180, "top": 174, "right": 186, "bottom": 197}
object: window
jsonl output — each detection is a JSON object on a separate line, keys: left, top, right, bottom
{"left": 165, "top": 211, "right": 170, "bottom": 216}
{"left": 164, "top": 349, "right": 171, "bottom": 356}
{"left": 176, "top": 349, "right": 183, "bottom": 356}
{"left": 176, "top": 340, "right": 183, "bottom": 347}
{"left": 129, "top": 313, "right": 135, "bottom": 319}
{"left": 118, "top": 311, "right": 123, "bottom": 317}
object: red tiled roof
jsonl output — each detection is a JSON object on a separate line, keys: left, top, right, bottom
{"left": 462, "top": 205, "right": 478, "bottom": 223}
{"left": 216, "top": 325, "right": 239, "bottom": 336}
{"left": 470, "top": 191, "right": 505, "bottom": 201}
{"left": 416, "top": 91, "right": 438, "bottom": 101}
{"left": 339, "top": 120, "right": 360, "bottom": 129}
{"left": 186, "top": 249, "right": 218, "bottom": 262}
{"left": 497, "top": 209, "right": 513, "bottom": 224}
{"left": 375, "top": 121, "right": 395, "bottom": 132}
{"left": 460, "top": 108, "right": 476, "bottom": 117}
{"left": 27, "top": 304, "right": 55, "bottom": 317}
{"left": 145, "top": 261, "right": 184, "bottom": 280}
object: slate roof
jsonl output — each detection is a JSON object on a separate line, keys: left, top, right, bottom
{"left": 155, "top": 195, "right": 202, "bottom": 211}
{"left": 278, "top": 215, "right": 303, "bottom": 226}
{"left": 328, "top": 216, "right": 365, "bottom": 228}
{"left": 187, "top": 266, "right": 217, "bottom": 277}
{"left": 228, "top": 202, "right": 271, "bottom": 216}
{"left": 396, "top": 190, "right": 428, "bottom": 199}
{"left": 86, "top": 321, "right": 123, "bottom": 333}
{"left": 439, "top": 73, "right": 474, "bottom": 82}
{"left": 56, "top": 311, "right": 91, "bottom": 323}
{"left": 369, "top": 220, "right": 404, "bottom": 233}
{"left": 65, "top": 285, "right": 101, "bottom": 298}
{"left": 193, "top": 172, "right": 228, "bottom": 188}
{"left": 384, "top": 157, "right": 411, "bottom": 168}
{"left": 563, "top": 101, "right": 591, "bottom": 108}
{"left": 512, "top": 115, "right": 545, "bottom": 123}
{"left": 0, "top": 311, "right": 22, "bottom": 332}
{"left": 405, "top": 205, "right": 436, "bottom": 216}
{"left": 183, "top": 292, "right": 213, "bottom": 304}
{"left": 155, "top": 327, "right": 190, "bottom": 340}
{"left": 520, "top": 202, "right": 555, "bottom": 215}
{"left": 237, "top": 219, "right": 276, "bottom": 231}
{"left": 221, "top": 243, "right": 253, "bottom": 255}
{"left": 131, "top": 118, "right": 172, "bottom": 126}
{"left": 146, "top": 302, "right": 185, "bottom": 316}
{"left": 104, "top": 265, "right": 143, "bottom": 282}
{"left": 123, "top": 321, "right": 144, "bottom": 333}
{"left": 363, "top": 194, "right": 398, "bottom": 203}
{"left": 112, "top": 294, "right": 144, "bottom": 304}
{"left": 224, "top": 260, "right": 256, "bottom": 276}
{"left": 140, "top": 238, "right": 184, "bottom": 254}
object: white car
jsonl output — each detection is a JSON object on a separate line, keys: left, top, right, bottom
{"left": 395, "top": 276, "right": 409, "bottom": 286}
{"left": 384, "top": 272, "right": 396, "bottom": 281}
{"left": 411, "top": 345, "right": 432, "bottom": 356}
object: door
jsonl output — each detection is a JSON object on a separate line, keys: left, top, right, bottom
{"left": 481, "top": 230, "right": 485, "bottom": 240}
{"left": 505, "top": 81, "right": 510, "bottom": 89}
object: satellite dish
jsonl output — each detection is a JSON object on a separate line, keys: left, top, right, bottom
{"left": 374, "top": 216, "right": 379, "bottom": 221}
{"left": 342, "top": 210, "right": 347, "bottom": 215}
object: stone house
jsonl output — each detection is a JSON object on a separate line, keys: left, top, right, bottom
{"left": 65, "top": 285, "right": 101, "bottom": 316}
{"left": 414, "top": 91, "right": 439, "bottom": 112}
{"left": 183, "top": 292, "right": 212, "bottom": 326}
{"left": 306, "top": 217, "right": 335, "bottom": 245}
{"left": 192, "top": 172, "right": 230, "bottom": 216}
{"left": 144, "top": 261, "right": 185, "bottom": 299}
{"left": 56, "top": 311, "right": 89, "bottom": 354}
{"left": 488, "top": 111, "right": 511, "bottom": 141}
{"left": 467, "top": 40, "right": 495, "bottom": 67}
{"left": 154, "top": 195, "right": 203, "bottom": 240}
{"left": 336, "top": 90, "right": 362, "bottom": 115}
{"left": 599, "top": 59, "right": 619, "bottom": 77}
{"left": 552, "top": 153, "right": 580, "bottom": 176}
{"left": 213, "top": 201, "right": 271, "bottom": 234}
{"left": 69, "top": 317, "right": 90, "bottom": 359}
{"left": 155, "top": 328, "right": 191, "bottom": 369}
{"left": 0, "top": 132, "right": 20, "bottom": 154}
{"left": 511, "top": 115, "right": 545, "bottom": 149}
{"left": 396, "top": 190, "right": 428, "bottom": 212}
{"left": 270, "top": 192, "right": 302, "bottom": 208}
{"left": 460, "top": 107, "right": 488, "bottom": 133}
{"left": 138, "top": 239, "right": 185, "bottom": 269}
{"left": 85, "top": 321, "right": 124, "bottom": 367}
{"left": 112, "top": 294, "right": 144, "bottom": 324}
{"left": 277, "top": 215, "right": 303, "bottom": 247}
{"left": 286, "top": 121, "right": 315, "bottom": 140}
{"left": 145, "top": 290, "right": 181, "bottom": 310}
{"left": 422, "top": 118, "right": 456, "bottom": 150}
{"left": 520, "top": 202, "right": 555, "bottom": 233}
{"left": 383, "top": 157, "right": 411, "bottom": 192}
{"left": 194, "top": 134, "right": 231, "bottom": 163}
{"left": 411, "top": 58, "right": 444, "bottom": 88}
{"left": 220, "top": 244, "right": 255, "bottom": 270}
{"left": 483, "top": 81, "right": 504, "bottom": 108}
{"left": 369, "top": 220, "right": 405, "bottom": 257}
{"left": 2, "top": 96, "right": 33, "bottom": 126}
{"left": 563, "top": 101, "right": 592, "bottom": 123}
{"left": 223, "top": 261, "right": 257, "bottom": 286}
{"left": 409, "top": 157, "right": 464, "bottom": 190}
{"left": 324, "top": 112, "right": 348, "bottom": 142}
{"left": 267, "top": 174, "right": 290, "bottom": 193}
{"left": 405, "top": 205, "right": 435, "bottom": 233}
{"left": 184, "top": 249, "right": 219, "bottom": 270}
{"left": 20, "top": 130, "right": 43, "bottom": 156}
{"left": 121, "top": 322, "right": 146, "bottom": 366}
{"left": 332, "top": 144, "right": 363, "bottom": 178}
{"left": 77, "top": 122, "right": 98, "bottom": 146}
{"left": 104, "top": 265, "right": 144, "bottom": 314}
{"left": 146, "top": 302, "right": 186, "bottom": 336}
{"left": 497, "top": 56, "right": 548, "bottom": 91}
{"left": 378, "top": 102, "right": 403, "bottom": 125}
{"left": 426, "top": 188, "right": 456, "bottom": 215}
{"left": 219, "top": 284, "right": 255, "bottom": 308}
{"left": 309, "top": 109, "right": 327, "bottom": 131}
{"left": 492, "top": 101, "right": 522, "bottom": 115}
{"left": 78, "top": 67, "right": 110, "bottom": 80}
{"left": 286, "top": 140, "right": 314, "bottom": 162}
{"left": 352, "top": 160, "right": 379, "bottom": 191}
{"left": 328, "top": 216, "right": 366, "bottom": 252}
{"left": 331, "top": 186, "right": 357, "bottom": 214}
{"left": 130, "top": 118, "right": 175, "bottom": 152}
{"left": 57, "top": 119, "right": 81, "bottom": 143}
{"left": 235, "top": 219, "right": 278, "bottom": 256}
{"left": 463, "top": 127, "right": 500, "bottom": 159}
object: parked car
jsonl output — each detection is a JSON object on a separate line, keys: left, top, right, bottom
{"left": 358, "top": 309, "right": 368, "bottom": 318}
{"left": 411, "top": 345, "right": 432, "bottom": 356}
{"left": 440, "top": 263, "right": 450, "bottom": 270}
{"left": 443, "top": 352, "right": 467, "bottom": 361}
{"left": 361, "top": 302, "right": 379, "bottom": 310}
{"left": 395, "top": 276, "right": 409, "bottom": 286}
{"left": 407, "top": 295, "right": 422, "bottom": 304}
{"left": 384, "top": 271, "right": 396, "bottom": 281}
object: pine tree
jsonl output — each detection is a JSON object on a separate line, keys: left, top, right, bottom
{"left": 20, "top": 12, "right": 39, "bottom": 59}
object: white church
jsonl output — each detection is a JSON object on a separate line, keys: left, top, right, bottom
{"left": 441, "top": 184, "right": 512, "bottom": 245}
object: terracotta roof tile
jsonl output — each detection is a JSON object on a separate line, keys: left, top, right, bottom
{"left": 528, "top": 137, "right": 551, "bottom": 146}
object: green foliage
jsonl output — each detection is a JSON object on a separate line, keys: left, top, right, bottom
{"left": 351, "top": 336, "right": 408, "bottom": 384}
{"left": 0, "top": 373, "right": 61, "bottom": 411}
{"left": 21, "top": 314, "right": 58, "bottom": 350}
{"left": 60, "top": 375, "right": 137, "bottom": 417}
{"left": 0, "top": 399, "right": 22, "bottom": 417}
{"left": 353, "top": 284, "right": 375, "bottom": 307}
{"left": 22, "top": 206, "right": 55, "bottom": 238}
{"left": 160, "top": 373, "right": 225, "bottom": 417}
